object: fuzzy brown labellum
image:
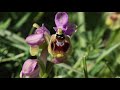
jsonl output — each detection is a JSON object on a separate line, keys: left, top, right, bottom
{"left": 48, "top": 33, "right": 72, "bottom": 60}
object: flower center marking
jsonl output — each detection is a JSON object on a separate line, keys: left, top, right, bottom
{"left": 56, "top": 40, "right": 64, "bottom": 46}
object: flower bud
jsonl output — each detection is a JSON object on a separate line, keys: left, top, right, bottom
{"left": 26, "top": 34, "right": 45, "bottom": 46}
{"left": 20, "top": 59, "right": 40, "bottom": 78}
{"left": 25, "top": 24, "right": 50, "bottom": 56}
{"left": 35, "top": 24, "right": 50, "bottom": 35}
{"left": 25, "top": 34, "right": 45, "bottom": 56}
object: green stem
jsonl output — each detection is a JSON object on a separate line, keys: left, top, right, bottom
{"left": 107, "top": 31, "right": 117, "bottom": 45}
{"left": 77, "top": 12, "right": 86, "bottom": 33}
{"left": 57, "top": 63, "right": 84, "bottom": 76}
{"left": 44, "top": 32, "right": 50, "bottom": 45}
{"left": 42, "top": 73, "right": 49, "bottom": 78}
{"left": 41, "top": 61, "right": 54, "bottom": 78}
{"left": 33, "top": 12, "right": 44, "bottom": 22}
{"left": 29, "top": 27, "right": 34, "bottom": 35}
{"left": 0, "top": 53, "right": 25, "bottom": 63}
{"left": 83, "top": 53, "right": 88, "bottom": 78}
{"left": 104, "top": 61, "right": 116, "bottom": 78}
{"left": 95, "top": 26, "right": 107, "bottom": 42}
{"left": 67, "top": 54, "right": 84, "bottom": 75}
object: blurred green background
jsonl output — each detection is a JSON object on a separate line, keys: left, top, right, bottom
{"left": 0, "top": 12, "right": 120, "bottom": 78}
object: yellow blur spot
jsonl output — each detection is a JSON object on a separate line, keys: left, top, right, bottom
{"left": 30, "top": 46, "right": 39, "bottom": 56}
{"left": 56, "top": 53, "right": 64, "bottom": 58}
{"left": 106, "top": 18, "right": 113, "bottom": 26}
{"left": 57, "top": 28, "right": 63, "bottom": 35}
{"left": 33, "top": 23, "right": 40, "bottom": 29}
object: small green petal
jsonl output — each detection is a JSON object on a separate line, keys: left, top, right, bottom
{"left": 30, "top": 46, "right": 39, "bottom": 56}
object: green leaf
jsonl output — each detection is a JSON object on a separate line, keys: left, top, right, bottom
{"left": 96, "top": 43, "right": 120, "bottom": 63}
{"left": 0, "top": 30, "right": 26, "bottom": 44}
{"left": 56, "top": 63, "right": 83, "bottom": 76}
{"left": 14, "top": 13, "right": 31, "bottom": 29}
{"left": 33, "top": 12, "right": 44, "bottom": 22}
{"left": 0, "top": 53, "right": 25, "bottom": 63}
{"left": 77, "top": 12, "right": 86, "bottom": 33}
{"left": 39, "top": 60, "right": 46, "bottom": 77}
{"left": 0, "top": 18, "right": 11, "bottom": 30}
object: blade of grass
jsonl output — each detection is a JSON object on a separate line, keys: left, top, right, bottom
{"left": 91, "top": 42, "right": 120, "bottom": 75}
{"left": 11, "top": 43, "right": 28, "bottom": 51}
{"left": 104, "top": 61, "right": 116, "bottom": 77}
{"left": 29, "top": 27, "right": 34, "bottom": 35}
{"left": 77, "top": 12, "right": 87, "bottom": 48}
{"left": 83, "top": 54, "right": 88, "bottom": 78}
{"left": 14, "top": 12, "right": 31, "bottom": 29}
{"left": 96, "top": 42, "right": 120, "bottom": 63}
{"left": 56, "top": 63, "right": 84, "bottom": 76}
{"left": 0, "top": 18, "right": 11, "bottom": 30}
{"left": 0, "top": 53, "right": 25, "bottom": 63}
{"left": 68, "top": 53, "right": 84, "bottom": 75}
{"left": 0, "top": 30, "right": 27, "bottom": 44}
{"left": 33, "top": 12, "right": 44, "bottom": 22}
{"left": 77, "top": 12, "right": 86, "bottom": 33}
{"left": 42, "top": 61, "right": 54, "bottom": 78}
{"left": 10, "top": 12, "right": 18, "bottom": 19}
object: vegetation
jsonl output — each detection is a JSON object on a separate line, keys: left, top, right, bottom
{"left": 0, "top": 12, "right": 120, "bottom": 78}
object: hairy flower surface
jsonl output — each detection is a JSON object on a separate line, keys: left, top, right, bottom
{"left": 48, "top": 29, "right": 72, "bottom": 64}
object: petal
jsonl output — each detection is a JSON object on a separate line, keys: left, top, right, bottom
{"left": 35, "top": 24, "right": 50, "bottom": 35}
{"left": 52, "top": 57, "right": 66, "bottom": 64}
{"left": 30, "top": 46, "right": 39, "bottom": 56}
{"left": 64, "top": 23, "right": 76, "bottom": 36}
{"left": 55, "top": 12, "right": 68, "bottom": 28}
{"left": 29, "top": 67, "right": 40, "bottom": 78}
{"left": 53, "top": 27, "right": 57, "bottom": 32}
{"left": 25, "top": 34, "right": 45, "bottom": 46}
{"left": 54, "top": 23, "right": 76, "bottom": 36}
{"left": 20, "top": 71, "right": 23, "bottom": 78}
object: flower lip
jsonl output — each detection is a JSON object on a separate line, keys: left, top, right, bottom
{"left": 48, "top": 34, "right": 71, "bottom": 59}
{"left": 55, "top": 12, "right": 68, "bottom": 28}
{"left": 52, "top": 57, "right": 66, "bottom": 64}
{"left": 25, "top": 34, "right": 45, "bottom": 46}
{"left": 51, "top": 38, "right": 70, "bottom": 53}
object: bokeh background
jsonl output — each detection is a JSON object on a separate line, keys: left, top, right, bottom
{"left": 0, "top": 12, "right": 120, "bottom": 78}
